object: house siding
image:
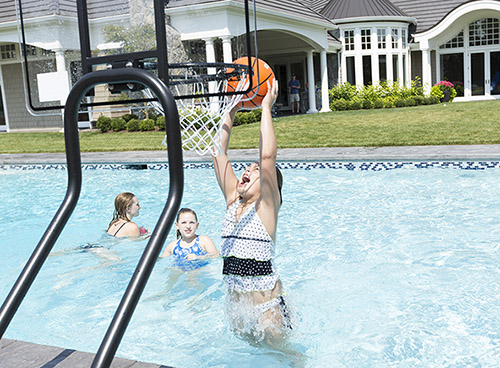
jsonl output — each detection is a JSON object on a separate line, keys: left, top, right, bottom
{"left": 2, "top": 63, "right": 62, "bottom": 130}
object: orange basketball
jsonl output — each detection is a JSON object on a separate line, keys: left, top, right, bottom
{"left": 226, "top": 57, "right": 275, "bottom": 109}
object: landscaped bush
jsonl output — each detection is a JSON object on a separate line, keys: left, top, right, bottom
{"left": 405, "top": 97, "right": 417, "bottom": 107}
{"left": 427, "top": 95, "right": 440, "bottom": 105}
{"left": 394, "top": 98, "right": 407, "bottom": 108}
{"left": 122, "top": 113, "right": 138, "bottom": 122}
{"left": 96, "top": 115, "right": 112, "bottom": 132}
{"left": 156, "top": 115, "right": 166, "bottom": 130}
{"left": 431, "top": 81, "right": 457, "bottom": 102}
{"left": 251, "top": 108, "right": 262, "bottom": 122}
{"left": 413, "top": 95, "right": 425, "bottom": 106}
{"left": 111, "top": 117, "right": 126, "bottom": 132}
{"left": 126, "top": 118, "right": 140, "bottom": 132}
{"left": 361, "top": 99, "right": 373, "bottom": 109}
{"left": 139, "top": 118, "right": 155, "bottom": 131}
{"left": 235, "top": 112, "right": 256, "bottom": 126}
{"left": 383, "top": 99, "right": 395, "bottom": 108}
{"left": 349, "top": 100, "right": 361, "bottom": 110}
{"left": 332, "top": 98, "right": 350, "bottom": 111}
{"left": 329, "top": 82, "right": 357, "bottom": 101}
{"left": 373, "top": 99, "right": 384, "bottom": 109}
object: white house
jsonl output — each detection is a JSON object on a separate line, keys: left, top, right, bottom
{"left": 0, "top": 0, "right": 499, "bottom": 131}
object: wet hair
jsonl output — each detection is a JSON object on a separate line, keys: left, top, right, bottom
{"left": 108, "top": 192, "right": 136, "bottom": 228}
{"left": 176, "top": 208, "right": 198, "bottom": 239}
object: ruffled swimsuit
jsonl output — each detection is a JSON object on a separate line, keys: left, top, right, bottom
{"left": 172, "top": 235, "right": 208, "bottom": 271}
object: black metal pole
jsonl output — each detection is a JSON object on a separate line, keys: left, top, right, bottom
{"left": 0, "top": 69, "right": 183, "bottom": 361}
{"left": 0, "top": 67, "right": 83, "bottom": 339}
{"left": 90, "top": 69, "right": 183, "bottom": 368}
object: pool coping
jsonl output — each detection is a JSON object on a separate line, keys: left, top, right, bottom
{"left": 2, "top": 145, "right": 500, "bottom": 164}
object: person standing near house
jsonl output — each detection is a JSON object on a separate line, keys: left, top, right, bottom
{"left": 288, "top": 74, "right": 301, "bottom": 114}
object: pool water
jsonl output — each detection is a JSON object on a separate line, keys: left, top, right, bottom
{"left": 1, "top": 161, "right": 500, "bottom": 367}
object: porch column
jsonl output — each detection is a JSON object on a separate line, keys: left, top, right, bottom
{"left": 221, "top": 36, "right": 233, "bottom": 63}
{"left": 204, "top": 38, "right": 217, "bottom": 92}
{"left": 54, "top": 48, "right": 67, "bottom": 127}
{"left": 320, "top": 50, "right": 331, "bottom": 112}
{"left": 421, "top": 47, "right": 432, "bottom": 94}
{"left": 306, "top": 50, "right": 317, "bottom": 113}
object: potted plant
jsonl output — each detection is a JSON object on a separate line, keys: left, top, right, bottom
{"left": 431, "top": 81, "right": 457, "bottom": 103}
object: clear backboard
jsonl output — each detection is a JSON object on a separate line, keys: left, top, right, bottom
{"left": 15, "top": 0, "right": 259, "bottom": 116}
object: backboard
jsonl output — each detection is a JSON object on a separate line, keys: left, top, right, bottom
{"left": 15, "top": 0, "right": 259, "bottom": 116}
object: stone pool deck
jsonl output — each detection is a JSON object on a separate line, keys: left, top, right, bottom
{"left": 0, "top": 339, "right": 172, "bottom": 368}
{"left": 2, "top": 144, "right": 500, "bottom": 164}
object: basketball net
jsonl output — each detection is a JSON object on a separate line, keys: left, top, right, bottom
{"left": 145, "top": 72, "right": 249, "bottom": 156}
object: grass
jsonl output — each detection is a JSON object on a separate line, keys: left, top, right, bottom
{"left": 1, "top": 100, "right": 500, "bottom": 154}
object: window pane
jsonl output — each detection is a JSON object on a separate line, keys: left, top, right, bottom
{"left": 346, "top": 56, "right": 355, "bottom": 85}
{"left": 491, "top": 51, "right": 500, "bottom": 95}
{"left": 440, "top": 53, "right": 464, "bottom": 96}
{"left": 363, "top": 55, "right": 372, "bottom": 85}
{"left": 393, "top": 54, "right": 399, "bottom": 81}
{"left": 379, "top": 55, "right": 387, "bottom": 82}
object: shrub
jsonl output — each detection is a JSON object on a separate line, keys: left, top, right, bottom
{"left": 373, "top": 99, "right": 384, "bottom": 109}
{"left": 251, "top": 108, "right": 262, "bottom": 122}
{"left": 139, "top": 118, "right": 155, "bottom": 131}
{"left": 428, "top": 95, "right": 440, "bottom": 105}
{"left": 405, "top": 97, "right": 417, "bottom": 107}
{"left": 383, "top": 99, "right": 395, "bottom": 108}
{"left": 96, "top": 115, "right": 112, "bottom": 132}
{"left": 361, "top": 99, "right": 373, "bottom": 109}
{"left": 126, "top": 118, "right": 140, "bottom": 132}
{"left": 111, "top": 117, "right": 126, "bottom": 132}
{"left": 236, "top": 112, "right": 256, "bottom": 126}
{"left": 413, "top": 95, "right": 425, "bottom": 106}
{"left": 122, "top": 113, "right": 138, "bottom": 122}
{"left": 332, "top": 99, "right": 349, "bottom": 111}
{"left": 156, "top": 115, "right": 166, "bottom": 130}
{"left": 394, "top": 98, "right": 407, "bottom": 108}
{"left": 431, "top": 81, "right": 457, "bottom": 102}
{"left": 329, "top": 82, "right": 357, "bottom": 101}
{"left": 349, "top": 100, "right": 361, "bottom": 110}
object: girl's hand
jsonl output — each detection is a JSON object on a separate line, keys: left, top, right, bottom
{"left": 186, "top": 254, "right": 198, "bottom": 261}
{"left": 261, "top": 79, "right": 278, "bottom": 110}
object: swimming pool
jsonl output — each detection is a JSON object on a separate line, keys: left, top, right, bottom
{"left": 1, "top": 161, "right": 500, "bottom": 367}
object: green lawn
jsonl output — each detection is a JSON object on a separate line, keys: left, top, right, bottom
{"left": 1, "top": 100, "right": 500, "bottom": 154}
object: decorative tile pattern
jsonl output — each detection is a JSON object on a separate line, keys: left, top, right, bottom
{"left": 2, "top": 161, "right": 500, "bottom": 171}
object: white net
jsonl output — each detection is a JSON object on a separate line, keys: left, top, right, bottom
{"left": 145, "top": 71, "right": 249, "bottom": 156}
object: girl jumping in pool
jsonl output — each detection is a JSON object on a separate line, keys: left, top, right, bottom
{"left": 161, "top": 208, "right": 218, "bottom": 270}
{"left": 212, "top": 80, "right": 290, "bottom": 342}
{"left": 107, "top": 192, "right": 148, "bottom": 237}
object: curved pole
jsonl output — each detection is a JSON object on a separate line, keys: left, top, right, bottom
{"left": 0, "top": 69, "right": 184, "bottom": 368}
{"left": 90, "top": 70, "right": 183, "bottom": 367}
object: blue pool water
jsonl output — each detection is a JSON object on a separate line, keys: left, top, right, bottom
{"left": 1, "top": 161, "right": 500, "bottom": 367}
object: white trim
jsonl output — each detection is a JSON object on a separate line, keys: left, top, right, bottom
{"left": 0, "top": 65, "right": 9, "bottom": 132}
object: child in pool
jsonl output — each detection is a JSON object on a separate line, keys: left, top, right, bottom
{"left": 107, "top": 192, "right": 148, "bottom": 237}
{"left": 160, "top": 208, "right": 218, "bottom": 270}
{"left": 212, "top": 79, "right": 291, "bottom": 342}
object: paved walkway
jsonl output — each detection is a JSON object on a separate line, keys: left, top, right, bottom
{"left": 0, "top": 339, "right": 172, "bottom": 368}
{"left": 2, "top": 145, "right": 500, "bottom": 164}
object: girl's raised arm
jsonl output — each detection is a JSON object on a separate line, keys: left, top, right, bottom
{"left": 212, "top": 106, "right": 240, "bottom": 205}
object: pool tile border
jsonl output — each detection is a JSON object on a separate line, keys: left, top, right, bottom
{"left": 2, "top": 161, "right": 500, "bottom": 171}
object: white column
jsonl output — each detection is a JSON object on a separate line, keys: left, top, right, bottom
{"left": 354, "top": 28, "right": 363, "bottom": 87}
{"left": 221, "top": 36, "right": 233, "bottom": 63}
{"left": 421, "top": 47, "right": 432, "bottom": 95}
{"left": 319, "top": 50, "right": 330, "bottom": 112}
{"left": 204, "top": 38, "right": 217, "bottom": 110}
{"left": 54, "top": 49, "right": 67, "bottom": 128}
{"left": 306, "top": 50, "right": 317, "bottom": 113}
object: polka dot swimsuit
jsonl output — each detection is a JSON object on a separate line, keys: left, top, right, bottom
{"left": 221, "top": 200, "right": 279, "bottom": 292}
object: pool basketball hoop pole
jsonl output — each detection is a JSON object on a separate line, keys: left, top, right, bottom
{"left": 1, "top": 0, "right": 184, "bottom": 366}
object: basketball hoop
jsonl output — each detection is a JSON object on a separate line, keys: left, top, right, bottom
{"left": 145, "top": 62, "right": 250, "bottom": 156}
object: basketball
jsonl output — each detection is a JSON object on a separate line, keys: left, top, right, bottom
{"left": 226, "top": 57, "right": 275, "bottom": 109}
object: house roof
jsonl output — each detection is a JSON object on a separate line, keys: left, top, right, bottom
{"left": 390, "top": 0, "right": 470, "bottom": 33}
{"left": 166, "top": 0, "right": 336, "bottom": 27}
{"left": 319, "top": 0, "right": 409, "bottom": 20}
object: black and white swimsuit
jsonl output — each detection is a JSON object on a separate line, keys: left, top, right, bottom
{"left": 220, "top": 200, "right": 279, "bottom": 293}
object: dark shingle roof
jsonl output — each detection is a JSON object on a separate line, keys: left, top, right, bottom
{"left": 167, "top": 0, "right": 336, "bottom": 26}
{"left": 319, "top": 0, "right": 409, "bottom": 20}
{"left": 391, "top": 0, "right": 471, "bottom": 33}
